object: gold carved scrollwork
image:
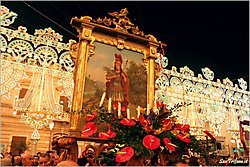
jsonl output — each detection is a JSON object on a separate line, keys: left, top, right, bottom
{"left": 108, "top": 8, "right": 134, "bottom": 33}
{"left": 143, "top": 58, "right": 149, "bottom": 73}
{"left": 80, "top": 16, "right": 92, "bottom": 23}
{"left": 132, "top": 26, "right": 144, "bottom": 36}
{"left": 95, "top": 16, "right": 112, "bottom": 27}
{"left": 150, "top": 47, "right": 157, "bottom": 57}
{"left": 83, "top": 29, "right": 91, "bottom": 38}
{"left": 117, "top": 38, "right": 125, "bottom": 50}
{"left": 69, "top": 41, "right": 78, "bottom": 64}
{"left": 145, "top": 34, "right": 158, "bottom": 42}
{"left": 88, "top": 44, "right": 95, "bottom": 60}
{"left": 92, "top": 8, "right": 157, "bottom": 42}
{"left": 80, "top": 28, "right": 95, "bottom": 45}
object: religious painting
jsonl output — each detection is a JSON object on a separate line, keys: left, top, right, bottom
{"left": 82, "top": 42, "right": 147, "bottom": 118}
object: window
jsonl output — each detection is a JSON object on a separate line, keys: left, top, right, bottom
{"left": 10, "top": 136, "right": 27, "bottom": 156}
{"left": 19, "top": 88, "right": 28, "bottom": 99}
{"left": 216, "top": 142, "right": 222, "bottom": 150}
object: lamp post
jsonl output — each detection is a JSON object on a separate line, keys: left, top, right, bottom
{"left": 30, "top": 129, "right": 40, "bottom": 155}
{"left": 48, "top": 121, "right": 54, "bottom": 150}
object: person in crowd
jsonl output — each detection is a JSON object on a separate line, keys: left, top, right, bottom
{"left": 0, "top": 153, "right": 4, "bottom": 159}
{"left": 169, "top": 159, "right": 189, "bottom": 166}
{"left": 38, "top": 153, "right": 51, "bottom": 166}
{"left": 32, "top": 155, "right": 39, "bottom": 166}
{"left": 12, "top": 155, "right": 22, "bottom": 166}
{"left": 188, "top": 157, "right": 200, "bottom": 166}
{"left": 20, "top": 153, "right": 33, "bottom": 166}
{"left": 0, "top": 157, "right": 12, "bottom": 166}
{"left": 56, "top": 160, "right": 79, "bottom": 166}
{"left": 3, "top": 152, "right": 11, "bottom": 160}
{"left": 46, "top": 150, "right": 59, "bottom": 166}
{"left": 37, "top": 152, "right": 42, "bottom": 157}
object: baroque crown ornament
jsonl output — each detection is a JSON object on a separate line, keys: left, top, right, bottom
{"left": 92, "top": 8, "right": 158, "bottom": 42}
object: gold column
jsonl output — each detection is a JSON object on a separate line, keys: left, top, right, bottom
{"left": 147, "top": 43, "right": 159, "bottom": 110}
{"left": 69, "top": 23, "right": 95, "bottom": 136}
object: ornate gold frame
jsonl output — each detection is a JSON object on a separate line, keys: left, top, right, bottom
{"left": 69, "top": 8, "right": 165, "bottom": 135}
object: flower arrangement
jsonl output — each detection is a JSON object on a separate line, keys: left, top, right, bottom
{"left": 79, "top": 101, "right": 211, "bottom": 166}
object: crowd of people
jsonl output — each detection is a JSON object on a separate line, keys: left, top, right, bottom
{"left": 1, "top": 149, "right": 249, "bottom": 166}
{"left": 0, "top": 150, "right": 77, "bottom": 166}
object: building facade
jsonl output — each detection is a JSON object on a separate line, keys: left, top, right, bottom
{"left": 0, "top": 5, "right": 249, "bottom": 158}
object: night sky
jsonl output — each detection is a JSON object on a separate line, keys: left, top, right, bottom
{"left": 2, "top": 1, "right": 249, "bottom": 87}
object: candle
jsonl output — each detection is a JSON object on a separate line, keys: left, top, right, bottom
{"left": 108, "top": 98, "right": 112, "bottom": 113}
{"left": 147, "top": 104, "right": 150, "bottom": 115}
{"left": 99, "top": 92, "right": 106, "bottom": 107}
{"left": 118, "top": 102, "right": 121, "bottom": 118}
{"left": 137, "top": 106, "right": 141, "bottom": 118}
{"left": 127, "top": 108, "right": 130, "bottom": 119}
{"left": 154, "top": 100, "right": 157, "bottom": 113}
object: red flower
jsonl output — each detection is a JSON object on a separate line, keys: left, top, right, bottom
{"left": 98, "top": 131, "right": 116, "bottom": 139}
{"left": 203, "top": 130, "right": 216, "bottom": 140}
{"left": 175, "top": 123, "right": 190, "bottom": 132}
{"left": 115, "top": 146, "right": 134, "bottom": 163}
{"left": 121, "top": 107, "right": 126, "bottom": 112}
{"left": 143, "top": 135, "right": 160, "bottom": 150}
{"left": 139, "top": 115, "right": 150, "bottom": 126}
{"left": 99, "top": 132, "right": 110, "bottom": 139}
{"left": 113, "top": 103, "right": 118, "bottom": 108}
{"left": 156, "top": 101, "right": 163, "bottom": 108}
{"left": 81, "top": 122, "right": 97, "bottom": 137}
{"left": 107, "top": 124, "right": 111, "bottom": 131}
{"left": 162, "top": 119, "right": 172, "bottom": 130}
{"left": 120, "top": 118, "right": 136, "bottom": 126}
{"left": 85, "top": 112, "right": 97, "bottom": 122}
{"left": 163, "top": 138, "right": 176, "bottom": 152}
{"left": 143, "top": 125, "right": 154, "bottom": 133}
{"left": 99, "top": 124, "right": 116, "bottom": 139}
{"left": 108, "top": 131, "right": 117, "bottom": 138}
{"left": 176, "top": 134, "right": 191, "bottom": 143}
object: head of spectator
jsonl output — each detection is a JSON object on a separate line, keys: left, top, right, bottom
{"left": 1, "top": 158, "right": 12, "bottom": 166}
{"left": 12, "top": 155, "right": 22, "bottom": 166}
{"left": 4, "top": 152, "right": 11, "bottom": 160}
{"left": 21, "top": 153, "right": 33, "bottom": 166}
{"left": 38, "top": 153, "right": 50, "bottom": 166}
{"left": 46, "top": 150, "right": 59, "bottom": 166}
{"left": 77, "top": 157, "right": 88, "bottom": 166}
{"left": 32, "top": 155, "right": 39, "bottom": 166}
{"left": 37, "top": 152, "right": 42, "bottom": 157}
{"left": 169, "top": 159, "right": 189, "bottom": 166}
{"left": 0, "top": 153, "right": 4, "bottom": 159}
{"left": 188, "top": 157, "right": 200, "bottom": 166}
{"left": 56, "top": 160, "right": 79, "bottom": 166}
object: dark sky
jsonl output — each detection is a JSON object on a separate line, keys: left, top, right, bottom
{"left": 3, "top": 1, "right": 249, "bottom": 87}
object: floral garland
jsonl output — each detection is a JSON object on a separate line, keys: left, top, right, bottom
{"left": 78, "top": 101, "right": 214, "bottom": 166}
